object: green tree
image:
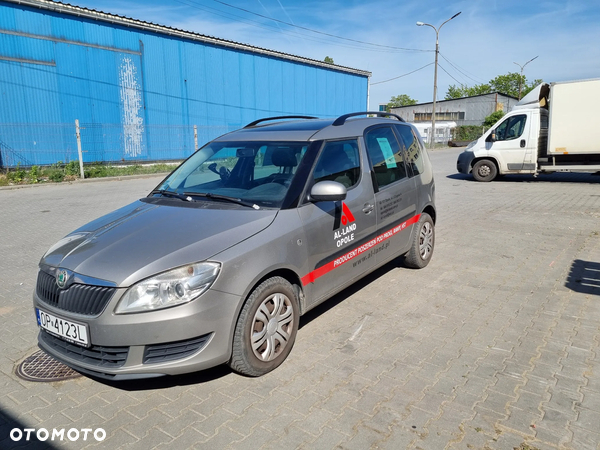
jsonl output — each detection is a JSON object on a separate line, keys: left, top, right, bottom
{"left": 386, "top": 94, "right": 418, "bottom": 110}
{"left": 445, "top": 83, "right": 492, "bottom": 99}
{"left": 489, "top": 72, "right": 542, "bottom": 98}
{"left": 324, "top": 56, "right": 334, "bottom": 64}
{"left": 445, "top": 72, "right": 543, "bottom": 99}
{"left": 483, "top": 110, "right": 505, "bottom": 127}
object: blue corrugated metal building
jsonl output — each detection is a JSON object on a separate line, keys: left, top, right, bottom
{"left": 0, "top": 0, "right": 370, "bottom": 166}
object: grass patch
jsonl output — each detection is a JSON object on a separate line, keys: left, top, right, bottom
{"left": 1, "top": 161, "right": 179, "bottom": 186}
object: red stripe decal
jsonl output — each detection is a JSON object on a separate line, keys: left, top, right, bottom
{"left": 301, "top": 214, "right": 420, "bottom": 286}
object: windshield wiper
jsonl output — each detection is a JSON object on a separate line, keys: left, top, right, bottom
{"left": 151, "top": 189, "right": 195, "bottom": 202}
{"left": 184, "top": 192, "right": 260, "bottom": 210}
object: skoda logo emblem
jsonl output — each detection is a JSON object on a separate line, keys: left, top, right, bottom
{"left": 56, "top": 270, "right": 69, "bottom": 289}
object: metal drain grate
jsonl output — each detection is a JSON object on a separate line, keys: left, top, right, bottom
{"left": 17, "top": 350, "right": 81, "bottom": 382}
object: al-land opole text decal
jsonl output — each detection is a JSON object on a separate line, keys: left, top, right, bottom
{"left": 334, "top": 202, "right": 356, "bottom": 248}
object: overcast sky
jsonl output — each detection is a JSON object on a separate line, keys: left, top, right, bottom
{"left": 71, "top": 0, "right": 600, "bottom": 110}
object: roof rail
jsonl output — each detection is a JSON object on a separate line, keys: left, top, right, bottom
{"left": 332, "top": 112, "right": 405, "bottom": 126}
{"left": 244, "top": 116, "right": 318, "bottom": 128}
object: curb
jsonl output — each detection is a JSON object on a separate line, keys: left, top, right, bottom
{"left": 0, "top": 172, "right": 169, "bottom": 191}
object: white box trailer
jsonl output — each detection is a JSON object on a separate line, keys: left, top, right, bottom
{"left": 456, "top": 78, "right": 600, "bottom": 181}
{"left": 547, "top": 78, "right": 600, "bottom": 155}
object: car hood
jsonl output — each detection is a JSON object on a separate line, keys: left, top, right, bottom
{"left": 41, "top": 199, "right": 278, "bottom": 286}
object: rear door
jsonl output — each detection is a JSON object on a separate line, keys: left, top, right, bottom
{"left": 298, "top": 139, "right": 378, "bottom": 306}
{"left": 363, "top": 125, "right": 419, "bottom": 265}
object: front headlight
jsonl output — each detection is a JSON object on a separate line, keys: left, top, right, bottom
{"left": 115, "top": 262, "right": 221, "bottom": 314}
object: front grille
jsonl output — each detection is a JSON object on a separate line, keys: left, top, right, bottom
{"left": 39, "top": 330, "right": 129, "bottom": 368}
{"left": 143, "top": 334, "right": 212, "bottom": 364}
{"left": 36, "top": 271, "right": 115, "bottom": 316}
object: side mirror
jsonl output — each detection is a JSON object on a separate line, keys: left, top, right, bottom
{"left": 309, "top": 181, "right": 347, "bottom": 202}
{"left": 486, "top": 132, "right": 496, "bottom": 143}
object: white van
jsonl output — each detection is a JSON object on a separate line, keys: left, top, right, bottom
{"left": 457, "top": 79, "right": 600, "bottom": 181}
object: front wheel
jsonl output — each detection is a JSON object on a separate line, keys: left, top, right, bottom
{"left": 229, "top": 277, "right": 299, "bottom": 377}
{"left": 404, "top": 213, "right": 435, "bottom": 269}
{"left": 472, "top": 159, "right": 497, "bottom": 182}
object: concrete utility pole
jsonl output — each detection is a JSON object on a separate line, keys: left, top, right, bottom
{"left": 514, "top": 56, "right": 538, "bottom": 99}
{"left": 417, "top": 12, "right": 461, "bottom": 148}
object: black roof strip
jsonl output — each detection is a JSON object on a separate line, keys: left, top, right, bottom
{"left": 245, "top": 116, "right": 319, "bottom": 128}
{"left": 332, "top": 112, "right": 405, "bottom": 126}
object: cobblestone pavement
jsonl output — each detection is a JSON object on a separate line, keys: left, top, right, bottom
{"left": 1, "top": 147, "right": 599, "bottom": 450}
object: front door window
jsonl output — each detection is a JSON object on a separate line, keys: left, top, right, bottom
{"left": 495, "top": 114, "right": 527, "bottom": 141}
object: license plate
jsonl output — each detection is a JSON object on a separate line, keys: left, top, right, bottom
{"left": 36, "top": 308, "right": 89, "bottom": 347}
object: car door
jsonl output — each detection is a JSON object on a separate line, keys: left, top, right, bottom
{"left": 487, "top": 113, "right": 535, "bottom": 170}
{"left": 363, "top": 125, "right": 418, "bottom": 265}
{"left": 298, "top": 139, "right": 378, "bottom": 306}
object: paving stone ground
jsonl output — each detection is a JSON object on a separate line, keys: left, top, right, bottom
{"left": 1, "top": 147, "right": 599, "bottom": 449}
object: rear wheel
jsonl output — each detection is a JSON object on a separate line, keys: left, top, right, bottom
{"left": 472, "top": 159, "right": 497, "bottom": 182}
{"left": 404, "top": 213, "right": 435, "bottom": 269}
{"left": 229, "top": 277, "right": 299, "bottom": 376}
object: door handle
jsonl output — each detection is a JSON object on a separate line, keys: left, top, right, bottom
{"left": 362, "top": 203, "right": 374, "bottom": 214}
{"left": 520, "top": 139, "right": 526, "bottom": 148}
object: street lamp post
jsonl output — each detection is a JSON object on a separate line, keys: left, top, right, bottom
{"left": 513, "top": 56, "right": 538, "bottom": 99}
{"left": 417, "top": 12, "right": 461, "bottom": 148}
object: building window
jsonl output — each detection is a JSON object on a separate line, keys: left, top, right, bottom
{"left": 414, "top": 111, "right": 465, "bottom": 122}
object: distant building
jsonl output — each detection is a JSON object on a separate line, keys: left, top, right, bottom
{"left": 0, "top": 0, "right": 370, "bottom": 166}
{"left": 390, "top": 92, "right": 518, "bottom": 144}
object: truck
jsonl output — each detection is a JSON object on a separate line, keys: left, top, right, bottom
{"left": 457, "top": 78, "right": 600, "bottom": 181}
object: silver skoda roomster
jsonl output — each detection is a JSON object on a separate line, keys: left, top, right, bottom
{"left": 34, "top": 112, "right": 436, "bottom": 379}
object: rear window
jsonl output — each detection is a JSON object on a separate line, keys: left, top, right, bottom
{"left": 395, "top": 125, "right": 424, "bottom": 176}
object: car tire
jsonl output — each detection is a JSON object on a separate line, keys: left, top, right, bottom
{"left": 404, "top": 213, "right": 435, "bottom": 269}
{"left": 229, "top": 277, "right": 299, "bottom": 376}
{"left": 472, "top": 159, "right": 497, "bottom": 182}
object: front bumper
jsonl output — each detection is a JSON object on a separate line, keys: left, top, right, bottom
{"left": 457, "top": 151, "right": 475, "bottom": 174}
{"left": 34, "top": 287, "right": 242, "bottom": 379}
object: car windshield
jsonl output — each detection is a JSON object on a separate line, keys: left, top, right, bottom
{"left": 156, "top": 141, "right": 309, "bottom": 208}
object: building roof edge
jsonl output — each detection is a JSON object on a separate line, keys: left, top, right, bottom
{"left": 3, "top": 0, "right": 371, "bottom": 77}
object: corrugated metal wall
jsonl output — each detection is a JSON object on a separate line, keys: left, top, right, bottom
{"left": 391, "top": 94, "right": 519, "bottom": 126}
{"left": 0, "top": 1, "right": 369, "bottom": 166}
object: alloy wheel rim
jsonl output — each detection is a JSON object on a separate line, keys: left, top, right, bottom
{"left": 251, "top": 293, "right": 294, "bottom": 361}
{"left": 419, "top": 222, "right": 433, "bottom": 259}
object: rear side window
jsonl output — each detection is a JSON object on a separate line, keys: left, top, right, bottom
{"left": 313, "top": 140, "right": 360, "bottom": 188}
{"left": 395, "top": 125, "right": 424, "bottom": 176}
{"left": 364, "top": 126, "right": 407, "bottom": 188}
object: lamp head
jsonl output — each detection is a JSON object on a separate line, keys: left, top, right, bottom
{"left": 416, "top": 21, "right": 424, "bottom": 26}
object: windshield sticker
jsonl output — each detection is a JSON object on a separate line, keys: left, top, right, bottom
{"left": 302, "top": 213, "right": 421, "bottom": 285}
{"left": 334, "top": 202, "right": 356, "bottom": 247}
{"left": 377, "top": 138, "right": 397, "bottom": 168}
